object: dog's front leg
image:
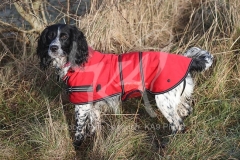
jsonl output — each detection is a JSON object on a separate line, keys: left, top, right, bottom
{"left": 74, "top": 104, "right": 91, "bottom": 147}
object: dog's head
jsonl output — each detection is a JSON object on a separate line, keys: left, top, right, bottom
{"left": 37, "top": 24, "right": 88, "bottom": 69}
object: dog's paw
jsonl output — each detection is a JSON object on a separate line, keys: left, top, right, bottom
{"left": 177, "top": 103, "right": 193, "bottom": 118}
{"left": 73, "top": 139, "right": 83, "bottom": 149}
{"left": 170, "top": 121, "right": 185, "bottom": 134}
{"left": 73, "top": 135, "right": 84, "bottom": 149}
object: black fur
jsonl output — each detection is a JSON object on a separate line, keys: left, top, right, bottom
{"left": 37, "top": 27, "right": 51, "bottom": 69}
{"left": 37, "top": 24, "right": 88, "bottom": 69}
{"left": 184, "top": 47, "right": 213, "bottom": 73}
{"left": 190, "top": 56, "right": 207, "bottom": 72}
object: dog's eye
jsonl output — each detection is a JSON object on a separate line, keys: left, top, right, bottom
{"left": 60, "top": 34, "right": 68, "bottom": 40}
{"left": 48, "top": 32, "right": 55, "bottom": 39}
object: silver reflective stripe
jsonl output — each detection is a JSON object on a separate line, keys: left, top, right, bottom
{"left": 67, "top": 85, "right": 93, "bottom": 92}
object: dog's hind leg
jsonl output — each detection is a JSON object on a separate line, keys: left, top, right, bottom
{"left": 155, "top": 83, "right": 186, "bottom": 133}
{"left": 74, "top": 104, "right": 91, "bottom": 147}
{"left": 177, "top": 100, "right": 193, "bottom": 118}
{"left": 88, "top": 104, "right": 101, "bottom": 136}
{"left": 105, "top": 95, "right": 121, "bottom": 114}
{"left": 177, "top": 74, "right": 194, "bottom": 118}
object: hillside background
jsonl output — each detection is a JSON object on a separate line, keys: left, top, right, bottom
{"left": 0, "top": 0, "right": 239, "bottom": 159}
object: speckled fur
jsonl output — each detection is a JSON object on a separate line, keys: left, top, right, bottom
{"left": 37, "top": 24, "right": 213, "bottom": 147}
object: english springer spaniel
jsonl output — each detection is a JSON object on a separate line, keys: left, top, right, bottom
{"left": 37, "top": 24, "right": 213, "bottom": 147}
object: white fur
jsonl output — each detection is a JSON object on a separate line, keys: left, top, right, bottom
{"left": 155, "top": 74, "right": 194, "bottom": 132}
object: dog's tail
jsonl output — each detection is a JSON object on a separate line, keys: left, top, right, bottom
{"left": 184, "top": 47, "right": 213, "bottom": 72}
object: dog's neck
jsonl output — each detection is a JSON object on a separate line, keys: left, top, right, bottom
{"left": 56, "top": 63, "right": 71, "bottom": 80}
{"left": 56, "top": 46, "right": 94, "bottom": 80}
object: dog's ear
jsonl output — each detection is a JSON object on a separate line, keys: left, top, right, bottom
{"left": 37, "top": 27, "right": 51, "bottom": 70}
{"left": 69, "top": 26, "right": 88, "bottom": 67}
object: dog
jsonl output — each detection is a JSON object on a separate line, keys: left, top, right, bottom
{"left": 37, "top": 24, "right": 213, "bottom": 147}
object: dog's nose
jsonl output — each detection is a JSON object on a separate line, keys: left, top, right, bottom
{"left": 50, "top": 45, "right": 59, "bottom": 52}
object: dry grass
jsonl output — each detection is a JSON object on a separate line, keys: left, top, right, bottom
{"left": 0, "top": 140, "right": 16, "bottom": 159}
{"left": 0, "top": 0, "right": 240, "bottom": 159}
{"left": 87, "top": 117, "right": 154, "bottom": 159}
{"left": 80, "top": 0, "right": 176, "bottom": 53}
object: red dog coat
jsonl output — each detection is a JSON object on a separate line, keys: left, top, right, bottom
{"left": 63, "top": 48, "right": 192, "bottom": 104}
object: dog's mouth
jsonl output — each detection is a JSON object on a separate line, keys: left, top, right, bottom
{"left": 48, "top": 50, "right": 69, "bottom": 70}
{"left": 51, "top": 56, "right": 68, "bottom": 69}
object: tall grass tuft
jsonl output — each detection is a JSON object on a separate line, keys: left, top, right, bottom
{"left": 87, "top": 117, "right": 155, "bottom": 159}
{"left": 28, "top": 100, "right": 75, "bottom": 160}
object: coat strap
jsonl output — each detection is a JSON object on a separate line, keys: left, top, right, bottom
{"left": 139, "top": 52, "right": 157, "bottom": 117}
{"left": 118, "top": 54, "right": 124, "bottom": 95}
{"left": 139, "top": 52, "right": 145, "bottom": 91}
{"left": 180, "top": 79, "right": 186, "bottom": 96}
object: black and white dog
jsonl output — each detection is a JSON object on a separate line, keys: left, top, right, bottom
{"left": 37, "top": 24, "right": 213, "bottom": 147}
